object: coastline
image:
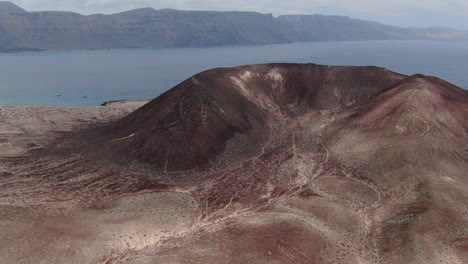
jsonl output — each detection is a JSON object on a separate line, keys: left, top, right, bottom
{"left": 2, "top": 39, "right": 468, "bottom": 55}
{"left": 100, "top": 99, "right": 150, "bottom": 107}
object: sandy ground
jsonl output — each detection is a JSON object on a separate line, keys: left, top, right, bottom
{"left": 0, "top": 100, "right": 202, "bottom": 263}
{"left": 0, "top": 100, "right": 149, "bottom": 157}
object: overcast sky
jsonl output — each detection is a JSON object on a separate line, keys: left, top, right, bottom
{"left": 14, "top": 0, "right": 468, "bottom": 30}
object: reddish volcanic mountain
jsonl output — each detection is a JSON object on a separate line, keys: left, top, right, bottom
{"left": 79, "top": 64, "right": 406, "bottom": 170}
{"left": 2, "top": 63, "right": 467, "bottom": 264}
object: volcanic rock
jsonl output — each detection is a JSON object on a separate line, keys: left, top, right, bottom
{"left": 79, "top": 63, "right": 405, "bottom": 170}
{"left": 1, "top": 63, "right": 467, "bottom": 263}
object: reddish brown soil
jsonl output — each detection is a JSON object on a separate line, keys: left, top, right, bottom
{"left": 1, "top": 64, "right": 467, "bottom": 264}
{"left": 76, "top": 64, "right": 405, "bottom": 170}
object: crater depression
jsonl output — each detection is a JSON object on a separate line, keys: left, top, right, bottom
{"left": 0, "top": 63, "right": 467, "bottom": 264}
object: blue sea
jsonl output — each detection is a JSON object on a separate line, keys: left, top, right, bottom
{"left": 0, "top": 40, "right": 467, "bottom": 106}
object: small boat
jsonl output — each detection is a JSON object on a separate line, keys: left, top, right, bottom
{"left": 83, "top": 96, "right": 88, "bottom": 98}
{"left": 56, "top": 94, "right": 62, "bottom": 97}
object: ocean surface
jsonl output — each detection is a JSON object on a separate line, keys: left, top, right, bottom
{"left": 0, "top": 40, "right": 467, "bottom": 107}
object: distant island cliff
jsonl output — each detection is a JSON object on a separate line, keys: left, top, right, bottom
{"left": 0, "top": 1, "right": 467, "bottom": 52}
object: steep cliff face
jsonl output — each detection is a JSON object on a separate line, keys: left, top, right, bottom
{"left": 0, "top": 1, "right": 25, "bottom": 14}
{"left": 0, "top": 3, "right": 466, "bottom": 51}
{"left": 278, "top": 15, "right": 468, "bottom": 41}
{"left": 278, "top": 15, "right": 410, "bottom": 41}
{"left": 0, "top": 9, "right": 297, "bottom": 50}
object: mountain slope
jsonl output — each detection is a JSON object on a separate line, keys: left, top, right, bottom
{"left": 77, "top": 64, "right": 406, "bottom": 170}
{"left": 0, "top": 1, "right": 25, "bottom": 14}
{"left": 1, "top": 64, "right": 467, "bottom": 263}
{"left": 319, "top": 74, "right": 468, "bottom": 263}
{"left": 68, "top": 64, "right": 468, "bottom": 263}
{"left": 278, "top": 15, "right": 468, "bottom": 41}
{"left": 0, "top": 3, "right": 466, "bottom": 51}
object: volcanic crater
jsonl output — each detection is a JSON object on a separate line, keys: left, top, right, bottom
{"left": 77, "top": 64, "right": 405, "bottom": 170}
{"left": 1, "top": 63, "right": 467, "bottom": 264}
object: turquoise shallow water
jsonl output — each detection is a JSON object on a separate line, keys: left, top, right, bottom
{"left": 0, "top": 40, "right": 467, "bottom": 106}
